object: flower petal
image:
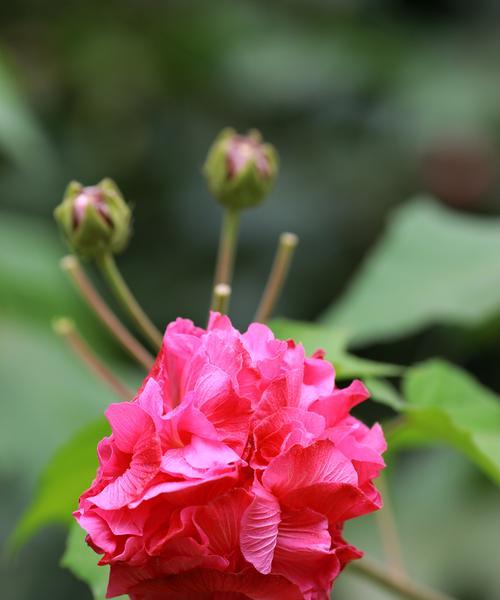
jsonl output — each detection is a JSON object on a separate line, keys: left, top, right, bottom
{"left": 240, "top": 479, "right": 281, "bottom": 574}
{"left": 273, "top": 508, "right": 340, "bottom": 598}
{"left": 193, "top": 487, "right": 252, "bottom": 560}
{"left": 89, "top": 405, "right": 161, "bottom": 509}
{"left": 105, "top": 403, "right": 153, "bottom": 454}
{"left": 134, "top": 469, "right": 240, "bottom": 506}
{"left": 310, "top": 380, "right": 370, "bottom": 427}
{"left": 111, "top": 567, "right": 303, "bottom": 600}
{"left": 263, "top": 439, "right": 358, "bottom": 498}
{"left": 252, "top": 407, "right": 325, "bottom": 467}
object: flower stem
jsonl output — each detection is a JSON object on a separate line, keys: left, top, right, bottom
{"left": 96, "top": 252, "right": 163, "bottom": 350}
{"left": 60, "top": 255, "right": 154, "bottom": 371}
{"left": 211, "top": 283, "right": 232, "bottom": 315}
{"left": 376, "top": 473, "right": 407, "bottom": 576}
{"left": 213, "top": 207, "right": 240, "bottom": 287}
{"left": 53, "top": 317, "right": 134, "bottom": 402}
{"left": 255, "top": 232, "right": 298, "bottom": 323}
{"left": 350, "top": 556, "right": 456, "bottom": 600}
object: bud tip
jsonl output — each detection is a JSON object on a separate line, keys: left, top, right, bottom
{"left": 54, "top": 178, "right": 131, "bottom": 259}
{"left": 203, "top": 127, "right": 279, "bottom": 210}
{"left": 52, "top": 316, "right": 75, "bottom": 335}
{"left": 214, "top": 283, "right": 231, "bottom": 297}
{"left": 280, "top": 232, "right": 299, "bottom": 248}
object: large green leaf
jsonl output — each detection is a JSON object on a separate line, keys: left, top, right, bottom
{"left": 389, "top": 360, "right": 500, "bottom": 485}
{"left": 322, "top": 198, "right": 500, "bottom": 346}
{"left": 11, "top": 418, "right": 109, "bottom": 549}
{"left": 269, "top": 318, "right": 402, "bottom": 379}
{"left": 61, "top": 523, "right": 126, "bottom": 600}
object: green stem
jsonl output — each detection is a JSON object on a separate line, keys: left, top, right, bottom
{"left": 214, "top": 207, "right": 241, "bottom": 287}
{"left": 97, "top": 252, "right": 163, "bottom": 350}
{"left": 350, "top": 556, "right": 456, "bottom": 600}
{"left": 61, "top": 255, "right": 154, "bottom": 371}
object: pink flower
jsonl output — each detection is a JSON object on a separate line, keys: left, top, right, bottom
{"left": 75, "top": 313, "right": 386, "bottom": 599}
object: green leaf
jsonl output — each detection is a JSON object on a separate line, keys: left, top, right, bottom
{"left": 322, "top": 198, "right": 500, "bottom": 346}
{"left": 389, "top": 360, "right": 500, "bottom": 485}
{"left": 11, "top": 418, "right": 109, "bottom": 549}
{"left": 61, "top": 523, "right": 126, "bottom": 600}
{"left": 269, "top": 318, "right": 402, "bottom": 380}
{"left": 364, "top": 378, "right": 404, "bottom": 411}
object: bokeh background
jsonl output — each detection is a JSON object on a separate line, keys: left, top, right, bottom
{"left": 1, "top": 1, "right": 500, "bottom": 598}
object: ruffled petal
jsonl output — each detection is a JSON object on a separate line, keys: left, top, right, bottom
{"left": 310, "top": 380, "right": 370, "bottom": 427}
{"left": 240, "top": 479, "right": 281, "bottom": 574}
{"left": 193, "top": 488, "right": 252, "bottom": 562}
{"left": 272, "top": 508, "right": 339, "bottom": 598}
{"left": 89, "top": 404, "right": 162, "bottom": 509}
{"left": 113, "top": 567, "right": 303, "bottom": 600}
{"left": 263, "top": 440, "right": 358, "bottom": 498}
{"left": 252, "top": 407, "right": 325, "bottom": 467}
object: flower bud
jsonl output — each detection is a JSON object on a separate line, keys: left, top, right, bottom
{"left": 54, "top": 178, "right": 131, "bottom": 258}
{"left": 203, "top": 128, "right": 278, "bottom": 210}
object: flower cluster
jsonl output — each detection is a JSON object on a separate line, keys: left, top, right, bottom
{"left": 76, "top": 313, "right": 386, "bottom": 599}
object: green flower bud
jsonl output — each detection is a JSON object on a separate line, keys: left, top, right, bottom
{"left": 54, "top": 178, "right": 131, "bottom": 259}
{"left": 203, "top": 128, "right": 279, "bottom": 210}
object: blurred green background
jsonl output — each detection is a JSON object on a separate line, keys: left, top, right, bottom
{"left": 1, "top": 1, "right": 500, "bottom": 598}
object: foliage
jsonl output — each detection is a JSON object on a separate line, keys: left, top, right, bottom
{"left": 2, "top": 1, "right": 500, "bottom": 598}
{"left": 12, "top": 196, "right": 500, "bottom": 600}
{"left": 364, "top": 378, "right": 404, "bottom": 412}
{"left": 322, "top": 199, "right": 500, "bottom": 346}
{"left": 392, "top": 360, "right": 500, "bottom": 485}
{"left": 61, "top": 523, "right": 126, "bottom": 600}
{"left": 269, "top": 318, "right": 402, "bottom": 379}
{"left": 12, "top": 419, "right": 109, "bottom": 549}
{"left": 0, "top": 213, "right": 139, "bottom": 555}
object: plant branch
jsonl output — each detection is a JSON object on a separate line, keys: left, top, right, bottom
{"left": 213, "top": 207, "right": 240, "bottom": 287}
{"left": 255, "top": 232, "right": 298, "bottom": 323}
{"left": 60, "top": 255, "right": 154, "bottom": 371}
{"left": 96, "top": 252, "right": 163, "bottom": 350}
{"left": 53, "top": 317, "right": 134, "bottom": 402}
{"left": 350, "top": 556, "right": 456, "bottom": 600}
